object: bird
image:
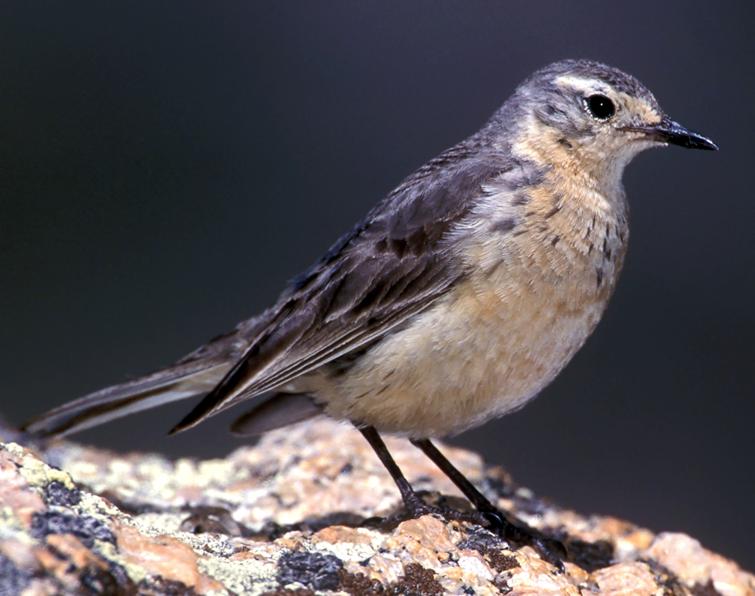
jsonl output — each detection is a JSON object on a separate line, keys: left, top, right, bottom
{"left": 23, "top": 59, "right": 717, "bottom": 563}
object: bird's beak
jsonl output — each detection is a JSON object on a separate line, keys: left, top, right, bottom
{"left": 622, "top": 117, "right": 718, "bottom": 151}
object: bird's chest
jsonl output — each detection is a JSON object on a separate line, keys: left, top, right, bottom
{"left": 453, "top": 186, "right": 629, "bottom": 412}
{"left": 468, "top": 238, "right": 620, "bottom": 380}
{"left": 317, "top": 185, "right": 628, "bottom": 437}
{"left": 468, "top": 185, "right": 627, "bottom": 318}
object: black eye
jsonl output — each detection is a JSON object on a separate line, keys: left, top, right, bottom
{"left": 585, "top": 94, "right": 615, "bottom": 120}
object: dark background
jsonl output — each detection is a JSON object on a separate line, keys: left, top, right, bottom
{"left": 1, "top": 1, "right": 753, "bottom": 568}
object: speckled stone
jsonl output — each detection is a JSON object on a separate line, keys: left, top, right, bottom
{"left": 0, "top": 419, "right": 752, "bottom": 595}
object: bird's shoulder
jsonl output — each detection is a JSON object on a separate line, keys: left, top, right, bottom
{"left": 272, "top": 156, "right": 506, "bottom": 332}
{"left": 178, "top": 140, "right": 533, "bottom": 371}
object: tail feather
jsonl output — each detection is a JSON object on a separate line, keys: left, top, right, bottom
{"left": 21, "top": 311, "right": 275, "bottom": 438}
{"left": 23, "top": 361, "right": 230, "bottom": 438}
{"left": 229, "top": 393, "right": 323, "bottom": 436}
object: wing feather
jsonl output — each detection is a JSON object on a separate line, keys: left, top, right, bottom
{"left": 171, "top": 140, "right": 509, "bottom": 432}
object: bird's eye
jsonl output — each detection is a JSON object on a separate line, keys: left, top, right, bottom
{"left": 585, "top": 94, "right": 615, "bottom": 120}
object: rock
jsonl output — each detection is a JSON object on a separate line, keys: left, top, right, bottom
{"left": 0, "top": 419, "right": 752, "bottom": 595}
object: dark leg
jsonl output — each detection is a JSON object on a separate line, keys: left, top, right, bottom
{"left": 357, "top": 426, "right": 433, "bottom": 517}
{"left": 411, "top": 437, "right": 566, "bottom": 567}
{"left": 410, "top": 438, "right": 498, "bottom": 513}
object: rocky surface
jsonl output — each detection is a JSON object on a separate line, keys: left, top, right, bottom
{"left": 0, "top": 418, "right": 752, "bottom": 595}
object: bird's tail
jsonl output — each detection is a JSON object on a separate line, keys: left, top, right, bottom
{"left": 229, "top": 393, "right": 323, "bottom": 436}
{"left": 22, "top": 360, "right": 230, "bottom": 438}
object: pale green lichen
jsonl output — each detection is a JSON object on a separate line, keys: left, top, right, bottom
{"left": 198, "top": 552, "right": 279, "bottom": 595}
{"left": 179, "top": 532, "right": 237, "bottom": 559}
{"left": 125, "top": 512, "right": 186, "bottom": 536}
{"left": 125, "top": 513, "right": 237, "bottom": 559}
{"left": 96, "top": 539, "right": 149, "bottom": 585}
{"left": 4, "top": 442, "right": 77, "bottom": 491}
{"left": 0, "top": 507, "right": 32, "bottom": 544}
{"left": 77, "top": 491, "right": 122, "bottom": 519}
{"left": 312, "top": 530, "right": 380, "bottom": 562}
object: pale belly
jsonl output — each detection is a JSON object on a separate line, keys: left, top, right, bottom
{"left": 310, "top": 267, "right": 610, "bottom": 438}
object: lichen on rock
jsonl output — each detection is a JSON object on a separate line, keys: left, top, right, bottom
{"left": 0, "top": 419, "right": 752, "bottom": 595}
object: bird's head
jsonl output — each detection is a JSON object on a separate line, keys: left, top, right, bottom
{"left": 501, "top": 59, "right": 717, "bottom": 186}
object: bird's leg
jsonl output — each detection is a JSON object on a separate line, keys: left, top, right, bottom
{"left": 410, "top": 438, "right": 499, "bottom": 513}
{"left": 410, "top": 438, "right": 566, "bottom": 568}
{"left": 357, "top": 426, "right": 516, "bottom": 526}
{"left": 357, "top": 425, "right": 434, "bottom": 517}
{"left": 357, "top": 426, "right": 566, "bottom": 567}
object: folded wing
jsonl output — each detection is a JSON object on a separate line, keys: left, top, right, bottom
{"left": 171, "top": 144, "right": 506, "bottom": 433}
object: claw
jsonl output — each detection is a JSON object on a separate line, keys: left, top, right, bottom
{"left": 530, "top": 535, "right": 567, "bottom": 572}
{"left": 479, "top": 509, "right": 508, "bottom": 531}
{"left": 478, "top": 507, "right": 566, "bottom": 571}
{"left": 403, "top": 496, "right": 495, "bottom": 527}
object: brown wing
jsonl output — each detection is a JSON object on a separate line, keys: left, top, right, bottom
{"left": 171, "top": 141, "right": 509, "bottom": 433}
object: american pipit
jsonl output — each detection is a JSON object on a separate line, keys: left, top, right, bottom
{"left": 25, "top": 59, "right": 717, "bottom": 563}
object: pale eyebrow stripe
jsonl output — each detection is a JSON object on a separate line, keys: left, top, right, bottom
{"left": 556, "top": 74, "right": 661, "bottom": 123}
{"left": 554, "top": 74, "right": 607, "bottom": 95}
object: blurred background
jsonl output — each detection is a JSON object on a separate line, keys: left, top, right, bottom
{"left": 1, "top": 1, "right": 753, "bottom": 568}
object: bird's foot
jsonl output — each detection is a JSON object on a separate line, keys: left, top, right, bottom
{"left": 405, "top": 497, "right": 566, "bottom": 570}
{"left": 371, "top": 491, "right": 488, "bottom": 528}
{"left": 371, "top": 492, "right": 566, "bottom": 570}
{"left": 405, "top": 497, "right": 487, "bottom": 525}
{"left": 478, "top": 508, "right": 566, "bottom": 571}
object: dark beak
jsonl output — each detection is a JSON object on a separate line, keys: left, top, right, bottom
{"left": 623, "top": 117, "right": 718, "bottom": 151}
